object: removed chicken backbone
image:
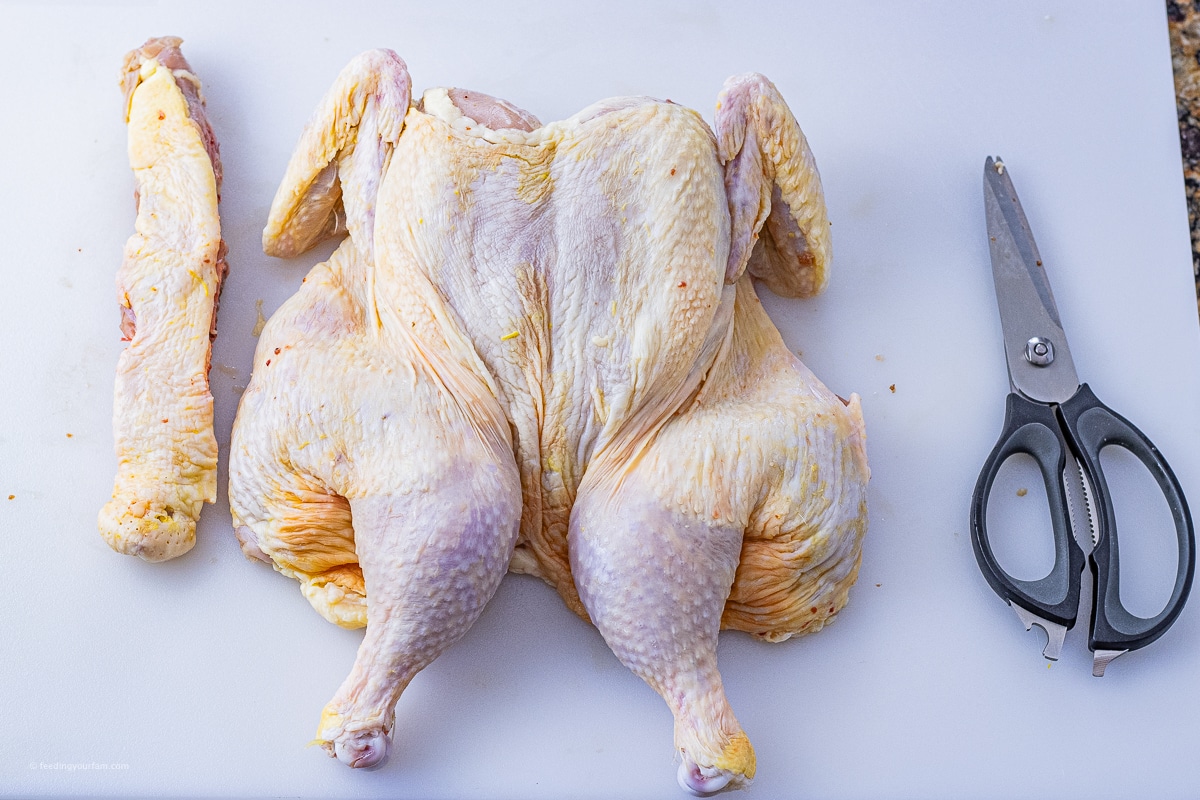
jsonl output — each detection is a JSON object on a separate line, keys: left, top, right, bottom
{"left": 100, "top": 37, "right": 227, "bottom": 562}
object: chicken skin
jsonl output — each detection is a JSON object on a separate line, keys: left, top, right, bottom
{"left": 100, "top": 37, "right": 226, "bottom": 562}
{"left": 228, "top": 50, "right": 868, "bottom": 793}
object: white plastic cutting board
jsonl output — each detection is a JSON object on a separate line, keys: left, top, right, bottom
{"left": 3, "top": 3, "right": 1200, "bottom": 798}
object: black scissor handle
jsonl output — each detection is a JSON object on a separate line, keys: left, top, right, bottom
{"left": 1058, "top": 383, "right": 1196, "bottom": 654}
{"left": 971, "top": 392, "right": 1086, "bottom": 628}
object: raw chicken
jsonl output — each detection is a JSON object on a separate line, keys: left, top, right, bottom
{"left": 99, "top": 37, "right": 226, "bottom": 562}
{"left": 228, "top": 50, "right": 868, "bottom": 794}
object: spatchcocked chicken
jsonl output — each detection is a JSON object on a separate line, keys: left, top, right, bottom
{"left": 100, "top": 37, "right": 226, "bottom": 562}
{"left": 228, "top": 50, "right": 868, "bottom": 794}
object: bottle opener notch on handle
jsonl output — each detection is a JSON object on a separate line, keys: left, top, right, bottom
{"left": 1010, "top": 602, "right": 1068, "bottom": 660}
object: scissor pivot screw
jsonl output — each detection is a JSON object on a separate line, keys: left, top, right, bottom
{"left": 1025, "top": 337, "right": 1055, "bottom": 366}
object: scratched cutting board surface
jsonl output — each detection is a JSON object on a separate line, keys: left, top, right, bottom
{"left": 2, "top": 3, "right": 1200, "bottom": 798}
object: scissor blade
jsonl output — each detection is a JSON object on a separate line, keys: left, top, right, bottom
{"left": 1063, "top": 455, "right": 1098, "bottom": 556}
{"left": 983, "top": 157, "right": 1081, "bottom": 404}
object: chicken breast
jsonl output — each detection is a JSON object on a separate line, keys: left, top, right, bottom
{"left": 228, "top": 51, "right": 868, "bottom": 793}
{"left": 99, "top": 37, "right": 226, "bottom": 562}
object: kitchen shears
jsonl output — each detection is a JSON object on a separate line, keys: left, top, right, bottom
{"left": 970, "top": 157, "right": 1195, "bottom": 676}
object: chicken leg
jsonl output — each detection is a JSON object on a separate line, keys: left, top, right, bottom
{"left": 571, "top": 275, "right": 867, "bottom": 794}
{"left": 316, "top": 483, "right": 520, "bottom": 767}
{"left": 570, "top": 484, "right": 751, "bottom": 794}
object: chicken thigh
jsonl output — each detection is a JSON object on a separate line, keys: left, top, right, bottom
{"left": 100, "top": 37, "right": 226, "bottom": 562}
{"left": 228, "top": 51, "right": 868, "bottom": 793}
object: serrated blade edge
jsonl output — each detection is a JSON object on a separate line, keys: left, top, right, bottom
{"left": 1063, "top": 455, "right": 1098, "bottom": 555}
